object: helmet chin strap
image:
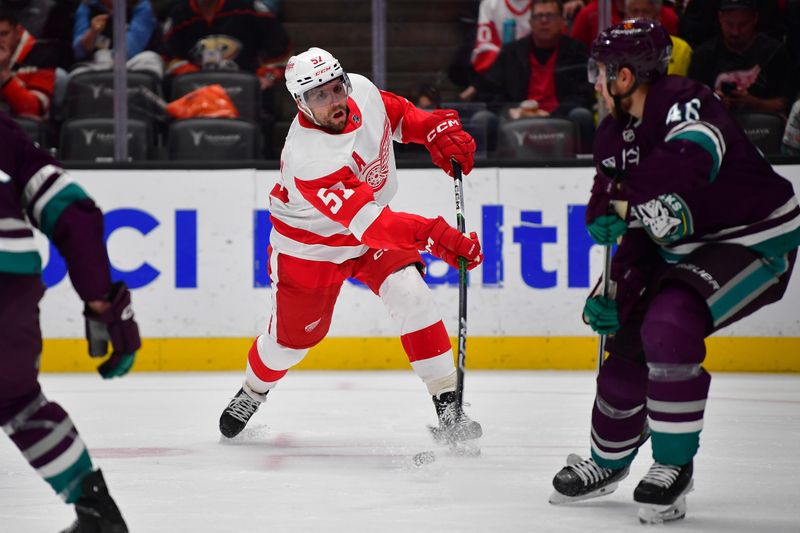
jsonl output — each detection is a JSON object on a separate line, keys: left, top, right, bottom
{"left": 606, "top": 73, "right": 639, "bottom": 121}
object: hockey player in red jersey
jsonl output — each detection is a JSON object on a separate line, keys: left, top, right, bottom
{"left": 549, "top": 20, "right": 799, "bottom": 523}
{"left": 219, "top": 47, "right": 484, "bottom": 445}
{"left": 0, "top": 112, "right": 140, "bottom": 532}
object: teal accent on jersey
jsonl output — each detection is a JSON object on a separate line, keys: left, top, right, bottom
{"left": 658, "top": 247, "right": 683, "bottom": 264}
{"left": 46, "top": 449, "right": 93, "bottom": 503}
{"left": 708, "top": 258, "right": 780, "bottom": 325}
{"left": 750, "top": 226, "right": 800, "bottom": 258}
{"left": 591, "top": 447, "right": 638, "bottom": 470}
{"left": 651, "top": 430, "right": 700, "bottom": 466}
{"left": 0, "top": 250, "right": 42, "bottom": 274}
{"left": 668, "top": 130, "right": 721, "bottom": 182}
{"left": 39, "top": 183, "right": 89, "bottom": 238}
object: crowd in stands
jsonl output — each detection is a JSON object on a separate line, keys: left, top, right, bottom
{"left": 453, "top": 0, "right": 800, "bottom": 158}
{"left": 0, "top": 0, "right": 798, "bottom": 161}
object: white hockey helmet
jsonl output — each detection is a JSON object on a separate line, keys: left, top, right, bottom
{"left": 285, "top": 47, "right": 352, "bottom": 122}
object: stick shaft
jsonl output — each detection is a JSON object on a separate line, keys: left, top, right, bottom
{"left": 452, "top": 162, "right": 468, "bottom": 409}
{"left": 597, "top": 243, "right": 613, "bottom": 371}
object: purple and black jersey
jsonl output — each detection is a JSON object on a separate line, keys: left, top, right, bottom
{"left": 0, "top": 113, "right": 110, "bottom": 301}
{"left": 593, "top": 75, "right": 800, "bottom": 265}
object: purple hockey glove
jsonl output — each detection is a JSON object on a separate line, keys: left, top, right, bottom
{"left": 84, "top": 281, "right": 141, "bottom": 379}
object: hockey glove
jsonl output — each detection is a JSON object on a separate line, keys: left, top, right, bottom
{"left": 84, "top": 281, "right": 141, "bottom": 379}
{"left": 586, "top": 214, "right": 627, "bottom": 245}
{"left": 423, "top": 109, "right": 476, "bottom": 177}
{"left": 421, "top": 217, "right": 483, "bottom": 270}
{"left": 583, "top": 296, "right": 620, "bottom": 335}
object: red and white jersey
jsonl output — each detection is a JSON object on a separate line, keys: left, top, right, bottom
{"left": 270, "top": 73, "right": 434, "bottom": 263}
{"left": 472, "top": 0, "right": 532, "bottom": 74}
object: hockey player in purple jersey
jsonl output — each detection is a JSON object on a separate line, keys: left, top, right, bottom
{"left": 549, "top": 20, "right": 800, "bottom": 523}
{"left": 0, "top": 113, "right": 140, "bottom": 532}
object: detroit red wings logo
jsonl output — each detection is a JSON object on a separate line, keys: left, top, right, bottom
{"left": 362, "top": 119, "right": 392, "bottom": 191}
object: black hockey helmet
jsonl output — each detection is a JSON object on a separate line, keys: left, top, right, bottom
{"left": 588, "top": 19, "right": 672, "bottom": 86}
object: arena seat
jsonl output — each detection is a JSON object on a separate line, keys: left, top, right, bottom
{"left": 12, "top": 116, "right": 47, "bottom": 147}
{"left": 167, "top": 118, "right": 260, "bottom": 160}
{"left": 59, "top": 118, "right": 151, "bottom": 161}
{"left": 497, "top": 117, "right": 578, "bottom": 159}
{"left": 733, "top": 112, "right": 785, "bottom": 155}
{"left": 170, "top": 72, "right": 261, "bottom": 123}
{"left": 64, "top": 70, "right": 162, "bottom": 121}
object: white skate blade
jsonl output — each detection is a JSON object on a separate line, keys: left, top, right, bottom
{"left": 637, "top": 479, "right": 694, "bottom": 524}
{"left": 548, "top": 480, "right": 621, "bottom": 505}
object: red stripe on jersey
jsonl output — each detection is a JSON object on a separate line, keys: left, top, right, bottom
{"left": 294, "top": 166, "right": 376, "bottom": 228}
{"left": 400, "top": 321, "right": 452, "bottom": 362}
{"left": 270, "top": 183, "right": 289, "bottom": 203}
{"left": 248, "top": 338, "right": 288, "bottom": 382}
{"left": 270, "top": 214, "right": 362, "bottom": 247}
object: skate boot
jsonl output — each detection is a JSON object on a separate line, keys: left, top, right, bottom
{"left": 60, "top": 469, "right": 127, "bottom": 533}
{"left": 219, "top": 386, "right": 266, "bottom": 438}
{"left": 634, "top": 461, "right": 694, "bottom": 524}
{"left": 429, "top": 391, "right": 482, "bottom": 454}
{"left": 549, "top": 454, "right": 630, "bottom": 504}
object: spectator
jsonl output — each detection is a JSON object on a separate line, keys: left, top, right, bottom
{"left": 412, "top": 83, "right": 442, "bottom": 111}
{"left": 0, "top": 0, "right": 79, "bottom": 69}
{"left": 474, "top": 0, "right": 595, "bottom": 153}
{"left": 625, "top": 0, "right": 691, "bottom": 76}
{"left": 162, "top": 0, "right": 289, "bottom": 93}
{"left": 688, "top": 0, "right": 795, "bottom": 115}
{"left": 71, "top": 0, "right": 163, "bottom": 77}
{"left": 678, "top": 0, "right": 784, "bottom": 49}
{"left": 570, "top": 0, "right": 678, "bottom": 48}
{"left": 0, "top": 10, "right": 56, "bottom": 117}
{"left": 472, "top": 0, "right": 532, "bottom": 75}
{"left": 459, "top": 0, "right": 532, "bottom": 101}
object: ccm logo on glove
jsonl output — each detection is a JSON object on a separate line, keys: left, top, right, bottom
{"left": 426, "top": 119, "right": 461, "bottom": 142}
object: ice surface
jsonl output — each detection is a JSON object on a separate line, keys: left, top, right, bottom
{"left": 1, "top": 371, "right": 798, "bottom": 532}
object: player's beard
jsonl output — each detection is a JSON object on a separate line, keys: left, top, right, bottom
{"left": 318, "top": 103, "right": 349, "bottom": 132}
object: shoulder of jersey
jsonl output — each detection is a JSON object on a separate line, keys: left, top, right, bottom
{"left": 348, "top": 73, "right": 377, "bottom": 97}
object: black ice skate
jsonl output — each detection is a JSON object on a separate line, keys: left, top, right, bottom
{"left": 634, "top": 461, "right": 694, "bottom": 524}
{"left": 60, "top": 469, "right": 127, "bottom": 533}
{"left": 428, "top": 391, "right": 482, "bottom": 455}
{"left": 549, "top": 454, "right": 630, "bottom": 504}
{"left": 219, "top": 386, "right": 266, "bottom": 438}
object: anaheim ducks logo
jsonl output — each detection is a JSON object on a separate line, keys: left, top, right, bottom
{"left": 362, "top": 119, "right": 391, "bottom": 191}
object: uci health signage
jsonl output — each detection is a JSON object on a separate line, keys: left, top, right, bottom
{"left": 37, "top": 167, "right": 800, "bottom": 349}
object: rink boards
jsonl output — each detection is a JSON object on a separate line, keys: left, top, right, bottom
{"left": 39, "top": 166, "right": 800, "bottom": 372}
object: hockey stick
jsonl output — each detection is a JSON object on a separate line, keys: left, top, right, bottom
{"left": 597, "top": 244, "right": 613, "bottom": 371}
{"left": 452, "top": 160, "right": 468, "bottom": 409}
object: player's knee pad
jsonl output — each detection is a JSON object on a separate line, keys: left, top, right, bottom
{"left": 640, "top": 284, "right": 709, "bottom": 366}
{"left": 257, "top": 334, "right": 308, "bottom": 371}
{"left": 0, "top": 385, "right": 42, "bottom": 426}
{"left": 596, "top": 354, "right": 648, "bottom": 416}
{"left": 379, "top": 265, "right": 440, "bottom": 334}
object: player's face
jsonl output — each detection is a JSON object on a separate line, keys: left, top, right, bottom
{"left": 594, "top": 63, "right": 634, "bottom": 118}
{"left": 305, "top": 78, "right": 350, "bottom": 131}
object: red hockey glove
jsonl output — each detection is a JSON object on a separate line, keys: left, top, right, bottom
{"left": 419, "top": 217, "right": 483, "bottom": 270}
{"left": 423, "top": 109, "right": 476, "bottom": 177}
{"left": 84, "top": 281, "right": 141, "bottom": 379}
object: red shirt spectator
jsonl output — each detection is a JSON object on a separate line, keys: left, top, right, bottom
{"left": 0, "top": 11, "right": 55, "bottom": 117}
{"left": 570, "top": 0, "right": 678, "bottom": 47}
